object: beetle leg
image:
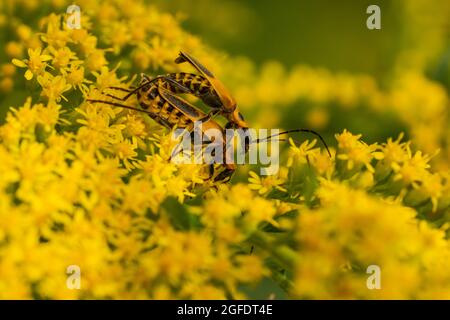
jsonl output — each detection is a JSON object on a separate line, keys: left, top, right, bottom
{"left": 87, "top": 99, "right": 157, "bottom": 116}
{"left": 105, "top": 86, "right": 132, "bottom": 92}
{"left": 213, "top": 167, "right": 235, "bottom": 183}
{"left": 169, "top": 142, "right": 183, "bottom": 162}
{"left": 198, "top": 109, "right": 221, "bottom": 123}
{"left": 207, "top": 164, "right": 215, "bottom": 180}
{"left": 103, "top": 93, "right": 125, "bottom": 101}
{"left": 102, "top": 76, "right": 168, "bottom": 102}
{"left": 169, "top": 132, "right": 213, "bottom": 162}
{"left": 168, "top": 135, "right": 193, "bottom": 162}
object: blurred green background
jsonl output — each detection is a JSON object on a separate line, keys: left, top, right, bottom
{"left": 157, "top": 0, "right": 428, "bottom": 79}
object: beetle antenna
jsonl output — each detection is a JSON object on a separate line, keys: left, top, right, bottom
{"left": 86, "top": 99, "right": 155, "bottom": 116}
{"left": 103, "top": 76, "right": 167, "bottom": 101}
{"left": 254, "top": 129, "right": 331, "bottom": 158}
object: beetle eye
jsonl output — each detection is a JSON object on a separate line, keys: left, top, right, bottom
{"left": 225, "top": 122, "right": 234, "bottom": 129}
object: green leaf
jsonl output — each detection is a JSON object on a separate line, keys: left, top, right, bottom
{"left": 161, "top": 196, "right": 202, "bottom": 231}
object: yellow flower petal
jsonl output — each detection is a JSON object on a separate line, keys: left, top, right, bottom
{"left": 248, "top": 184, "right": 261, "bottom": 190}
{"left": 11, "top": 58, "right": 27, "bottom": 68}
{"left": 41, "top": 55, "right": 53, "bottom": 61}
{"left": 248, "top": 171, "right": 259, "bottom": 179}
{"left": 24, "top": 69, "right": 33, "bottom": 80}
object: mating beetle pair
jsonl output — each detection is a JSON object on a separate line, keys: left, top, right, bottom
{"left": 87, "top": 51, "right": 330, "bottom": 183}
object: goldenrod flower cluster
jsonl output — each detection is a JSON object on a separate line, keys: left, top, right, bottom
{"left": 0, "top": 0, "right": 449, "bottom": 299}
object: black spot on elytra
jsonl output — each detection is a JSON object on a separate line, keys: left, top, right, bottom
{"left": 139, "top": 101, "right": 150, "bottom": 110}
{"left": 193, "top": 82, "right": 200, "bottom": 92}
{"left": 147, "top": 88, "right": 158, "bottom": 99}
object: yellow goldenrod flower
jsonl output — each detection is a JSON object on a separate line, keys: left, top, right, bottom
{"left": 294, "top": 182, "right": 450, "bottom": 299}
{"left": 16, "top": 24, "right": 32, "bottom": 41}
{"left": 380, "top": 133, "right": 410, "bottom": 166}
{"left": 392, "top": 149, "right": 431, "bottom": 186}
{"left": 5, "top": 41, "right": 24, "bottom": 58}
{"left": 310, "top": 148, "right": 335, "bottom": 177}
{"left": 40, "top": 14, "right": 70, "bottom": 48}
{"left": 1, "top": 63, "right": 16, "bottom": 77}
{"left": 92, "top": 65, "right": 127, "bottom": 91}
{"left": 12, "top": 47, "right": 52, "bottom": 80}
{"left": 111, "top": 136, "right": 138, "bottom": 170}
{"left": 62, "top": 64, "right": 91, "bottom": 94}
{"left": 336, "top": 130, "right": 384, "bottom": 173}
{"left": 0, "top": 77, "right": 13, "bottom": 92}
{"left": 85, "top": 49, "right": 108, "bottom": 72}
{"left": 287, "top": 137, "right": 319, "bottom": 167}
{"left": 37, "top": 73, "right": 71, "bottom": 102}
{"left": 248, "top": 170, "right": 287, "bottom": 195}
{"left": 0, "top": 0, "right": 448, "bottom": 300}
{"left": 412, "top": 172, "right": 443, "bottom": 212}
{"left": 48, "top": 46, "right": 78, "bottom": 70}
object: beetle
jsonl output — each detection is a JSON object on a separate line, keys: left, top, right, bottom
{"left": 165, "top": 51, "right": 248, "bottom": 130}
{"left": 87, "top": 75, "right": 237, "bottom": 183}
{"left": 87, "top": 55, "right": 331, "bottom": 183}
{"left": 162, "top": 52, "right": 331, "bottom": 156}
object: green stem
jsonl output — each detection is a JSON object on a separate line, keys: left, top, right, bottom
{"left": 271, "top": 270, "right": 295, "bottom": 292}
{"left": 248, "top": 230, "right": 298, "bottom": 269}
